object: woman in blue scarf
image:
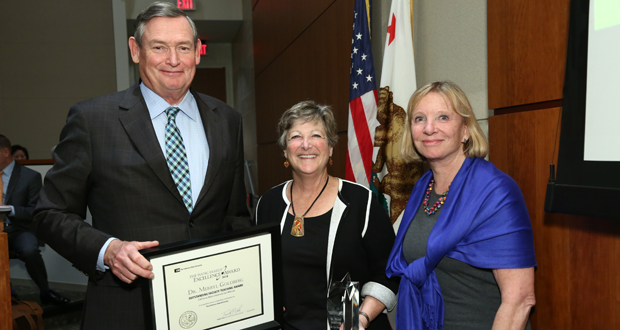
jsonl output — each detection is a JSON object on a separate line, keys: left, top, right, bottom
{"left": 386, "top": 81, "right": 537, "bottom": 330}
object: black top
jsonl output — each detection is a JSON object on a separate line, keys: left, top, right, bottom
{"left": 281, "top": 211, "right": 332, "bottom": 330}
{"left": 256, "top": 180, "right": 399, "bottom": 330}
{"left": 401, "top": 190, "right": 529, "bottom": 330}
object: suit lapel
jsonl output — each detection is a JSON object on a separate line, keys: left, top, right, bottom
{"left": 118, "top": 84, "right": 185, "bottom": 207}
{"left": 5, "top": 162, "right": 22, "bottom": 203}
{"left": 194, "top": 91, "right": 223, "bottom": 208}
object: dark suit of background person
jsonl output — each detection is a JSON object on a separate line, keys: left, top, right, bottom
{"left": 0, "top": 135, "right": 69, "bottom": 305}
{"left": 33, "top": 3, "right": 250, "bottom": 329}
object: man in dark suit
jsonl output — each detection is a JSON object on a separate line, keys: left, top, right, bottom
{"left": 0, "top": 135, "right": 70, "bottom": 305}
{"left": 34, "top": 2, "right": 250, "bottom": 329}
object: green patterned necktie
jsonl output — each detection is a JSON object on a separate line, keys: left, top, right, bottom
{"left": 165, "top": 107, "right": 193, "bottom": 213}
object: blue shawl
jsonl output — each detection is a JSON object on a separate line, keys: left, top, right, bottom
{"left": 386, "top": 157, "right": 537, "bottom": 330}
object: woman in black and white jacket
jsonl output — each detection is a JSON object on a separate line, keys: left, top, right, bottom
{"left": 255, "top": 101, "right": 399, "bottom": 330}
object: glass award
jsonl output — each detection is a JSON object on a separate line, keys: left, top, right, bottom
{"left": 327, "top": 272, "right": 360, "bottom": 330}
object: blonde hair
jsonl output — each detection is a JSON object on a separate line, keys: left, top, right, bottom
{"left": 401, "top": 81, "right": 488, "bottom": 162}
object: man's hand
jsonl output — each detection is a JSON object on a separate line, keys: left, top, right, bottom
{"left": 103, "top": 239, "right": 159, "bottom": 283}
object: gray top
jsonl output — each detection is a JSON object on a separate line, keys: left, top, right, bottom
{"left": 402, "top": 189, "right": 531, "bottom": 330}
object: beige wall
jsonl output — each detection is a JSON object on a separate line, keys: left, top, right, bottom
{"left": 372, "top": 0, "right": 488, "bottom": 137}
{"left": 413, "top": 0, "right": 489, "bottom": 135}
{"left": 232, "top": 0, "right": 259, "bottom": 199}
{"left": 0, "top": 1, "right": 117, "bottom": 159}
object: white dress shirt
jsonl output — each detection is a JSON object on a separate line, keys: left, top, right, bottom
{"left": 1, "top": 160, "right": 16, "bottom": 219}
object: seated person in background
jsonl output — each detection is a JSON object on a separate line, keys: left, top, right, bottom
{"left": 12, "top": 145, "right": 29, "bottom": 161}
{"left": 1, "top": 135, "right": 69, "bottom": 305}
{"left": 255, "top": 101, "right": 399, "bottom": 329}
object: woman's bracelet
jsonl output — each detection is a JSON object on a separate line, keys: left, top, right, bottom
{"left": 359, "top": 311, "right": 370, "bottom": 328}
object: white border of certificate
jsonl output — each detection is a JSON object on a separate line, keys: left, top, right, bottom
{"left": 146, "top": 231, "right": 276, "bottom": 330}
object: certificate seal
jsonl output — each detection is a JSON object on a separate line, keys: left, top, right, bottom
{"left": 179, "top": 311, "right": 197, "bottom": 329}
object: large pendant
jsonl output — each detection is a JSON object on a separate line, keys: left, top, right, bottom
{"left": 290, "top": 215, "right": 305, "bottom": 237}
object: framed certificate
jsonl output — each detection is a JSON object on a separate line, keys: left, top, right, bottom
{"left": 141, "top": 223, "right": 283, "bottom": 330}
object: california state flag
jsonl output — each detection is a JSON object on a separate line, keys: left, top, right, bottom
{"left": 372, "top": 0, "right": 423, "bottom": 232}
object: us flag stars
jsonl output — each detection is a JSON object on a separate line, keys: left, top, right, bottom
{"left": 349, "top": 10, "right": 377, "bottom": 99}
{"left": 346, "top": 0, "right": 379, "bottom": 187}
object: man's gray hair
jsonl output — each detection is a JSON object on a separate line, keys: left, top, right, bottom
{"left": 133, "top": 1, "right": 199, "bottom": 48}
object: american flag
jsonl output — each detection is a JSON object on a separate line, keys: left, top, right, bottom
{"left": 346, "top": 0, "right": 379, "bottom": 188}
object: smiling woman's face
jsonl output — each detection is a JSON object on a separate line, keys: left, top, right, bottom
{"left": 411, "top": 92, "right": 469, "bottom": 165}
{"left": 284, "top": 120, "right": 333, "bottom": 177}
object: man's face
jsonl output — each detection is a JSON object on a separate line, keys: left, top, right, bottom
{"left": 128, "top": 16, "right": 201, "bottom": 104}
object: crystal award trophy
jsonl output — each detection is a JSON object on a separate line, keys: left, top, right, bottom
{"left": 327, "top": 272, "right": 360, "bottom": 330}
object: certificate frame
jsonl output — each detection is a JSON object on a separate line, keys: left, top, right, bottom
{"left": 141, "top": 223, "right": 283, "bottom": 330}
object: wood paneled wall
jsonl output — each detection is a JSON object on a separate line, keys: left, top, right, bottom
{"left": 487, "top": 0, "right": 568, "bottom": 109}
{"left": 253, "top": 0, "right": 353, "bottom": 193}
{"left": 1, "top": 231, "right": 10, "bottom": 329}
{"left": 488, "top": 1, "right": 620, "bottom": 328}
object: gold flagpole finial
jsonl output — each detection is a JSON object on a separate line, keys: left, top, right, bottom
{"left": 366, "top": 0, "right": 372, "bottom": 38}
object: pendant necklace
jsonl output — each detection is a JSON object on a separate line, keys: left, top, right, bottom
{"left": 290, "top": 176, "right": 330, "bottom": 237}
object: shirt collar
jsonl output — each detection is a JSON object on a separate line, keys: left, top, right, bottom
{"left": 1, "top": 160, "right": 15, "bottom": 177}
{"left": 140, "top": 82, "right": 199, "bottom": 122}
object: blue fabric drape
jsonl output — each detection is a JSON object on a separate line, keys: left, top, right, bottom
{"left": 386, "top": 157, "right": 537, "bottom": 330}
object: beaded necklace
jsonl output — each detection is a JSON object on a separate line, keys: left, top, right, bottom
{"left": 422, "top": 179, "right": 449, "bottom": 216}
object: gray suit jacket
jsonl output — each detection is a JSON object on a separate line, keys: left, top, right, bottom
{"left": 34, "top": 83, "right": 250, "bottom": 329}
{"left": 5, "top": 162, "right": 42, "bottom": 233}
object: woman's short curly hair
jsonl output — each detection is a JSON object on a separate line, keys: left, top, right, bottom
{"left": 401, "top": 81, "right": 489, "bottom": 162}
{"left": 276, "top": 100, "right": 339, "bottom": 150}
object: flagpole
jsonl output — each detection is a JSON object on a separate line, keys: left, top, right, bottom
{"left": 410, "top": 0, "right": 414, "bottom": 52}
{"left": 366, "top": 0, "right": 372, "bottom": 37}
